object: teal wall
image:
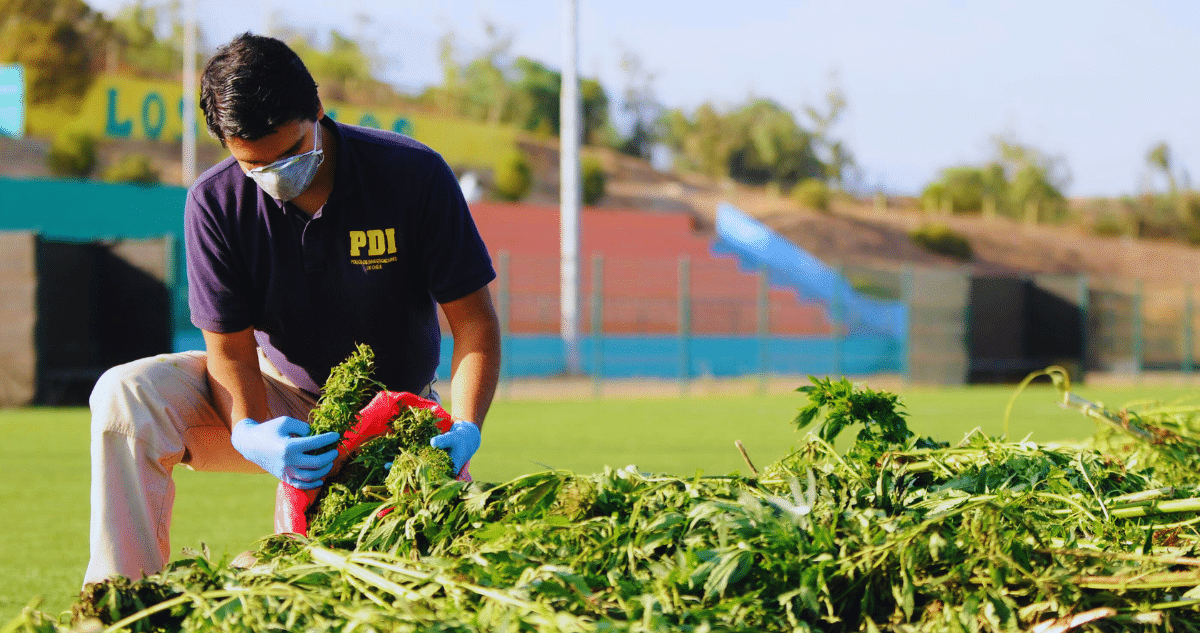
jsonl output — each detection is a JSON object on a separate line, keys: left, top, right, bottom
{"left": 0, "top": 177, "right": 195, "bottom": 348}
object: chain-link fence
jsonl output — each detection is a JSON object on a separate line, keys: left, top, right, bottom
{"left": 1092, "top": 278, "right": 1200, "bottom": 375}
{"left": 6, "top": 233, "right": 1193, "bottom": 404}
{"left": 453, "top": 252, "right": 1200, "bottom": 393}
{"left": 462, "top": 252, "right": 914, "bottom": 390}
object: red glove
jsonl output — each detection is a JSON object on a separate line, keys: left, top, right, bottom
{"left": 273, "top": 391, "right": 454, "bottom": 535}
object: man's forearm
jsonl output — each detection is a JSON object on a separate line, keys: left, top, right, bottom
{"left": 442, "top": 287, "right": 502, "bottom": 429}
{"left": 449, "top": 327, "right": 500, "bottom": 429}
{"left": 202, "top": 328, "right": 269, "bottom": 428}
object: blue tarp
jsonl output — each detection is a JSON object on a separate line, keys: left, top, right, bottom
{"left": 711, "top": 202, "right": 908, "bottom": 341}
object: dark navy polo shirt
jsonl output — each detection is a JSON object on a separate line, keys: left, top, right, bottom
{"left": 184, "top": 118, "right": 495, "bottom": 395}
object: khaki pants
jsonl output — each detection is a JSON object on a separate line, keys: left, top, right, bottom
{"left": 84, "top": 350, "right": 317, "bottom": 585}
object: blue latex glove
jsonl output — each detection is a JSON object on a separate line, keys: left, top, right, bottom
{"left": 430, "top": 420, "right": 481, "bottom": 474}
{"left": 230, "top": 416, "right": 341, "bottom": 489}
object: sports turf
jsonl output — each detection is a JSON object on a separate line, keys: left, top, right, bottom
{"left": 3, "top": 380, "right": 1197, "bottom": 623}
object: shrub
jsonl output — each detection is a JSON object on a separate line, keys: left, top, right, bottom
{"left": 1185, "top": 192, "right": 1200, "bottom": 223}
{"left": 492, "top": 151, "right": 532, "bottom": 202}
{"left": 1009, "top": 164, "right": 1067, "bottom": 223}
{"left": 911, "top": 223, "right": 973, "bottom": 260}
{"left": 850, "top": 275, "right": 901, "bottom": 301}
{"left": 920, "top": 182, "right": 945, "bottom": 213}
{"left": 1092, "top": 216, "right": 1126, "bottom": 238}
{"left": 46, "top": 129, "right": 97, "bottom": 178}
{"left": 920, "top": 165, "right": 1008, "bottom": 215}
{"left": 103, "top": 153, "right": 160, "bottom": 185}
{"left": 581, "top": 156, "right": 606, "bottom": 205}
{"left": 793, "top": 178, "right": 830, "bottom": 212}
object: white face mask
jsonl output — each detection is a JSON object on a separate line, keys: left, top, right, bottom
{"left": 244, "top": 120, "right": 324, "bottom": 202}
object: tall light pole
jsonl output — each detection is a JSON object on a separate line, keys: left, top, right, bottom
{"left": 560, "top": 0, "right": 583, "bottom": 375}
{"left": 181, "top": 0, "right": 197, "bottom": 186}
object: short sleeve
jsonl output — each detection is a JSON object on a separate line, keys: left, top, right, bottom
{"left": 415, "top": 156, "right": 496, "bottom": 304}
{"left": 185, "top": 189, "right": 254, "bottom": 333}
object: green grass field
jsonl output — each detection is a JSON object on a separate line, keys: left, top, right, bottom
{"left": 4, "top": 380, "right": 1199, "bottom": 623}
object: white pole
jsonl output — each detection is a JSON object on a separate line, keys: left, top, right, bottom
{"left": 263, "top": 0, "right": 275, "bottom": 37}
{"left": 181, "top": 0, "right": 197, "bottom": 186}
{"left": 560, "top": 0, "right": 582, "bottom": 375}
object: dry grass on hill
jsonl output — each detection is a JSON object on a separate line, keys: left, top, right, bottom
{"left": 513, "top": 136, "right": 1200, "bottom": 287}
{"left": 588, "top": 152, "right": 1200, "bottom": 287}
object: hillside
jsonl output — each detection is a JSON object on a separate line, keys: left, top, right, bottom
{"left": 761, "top": 206, "right": 1200, "bottom": 287}
{"left": 5, "top": 132, "right": 1200, "bottom": 288}
{"left": 516, "top": 136, "right": 1200, "bottom": 288}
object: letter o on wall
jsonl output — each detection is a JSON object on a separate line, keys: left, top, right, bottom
{"left": 143, "top": 93, "right": 166, "bottom": 140}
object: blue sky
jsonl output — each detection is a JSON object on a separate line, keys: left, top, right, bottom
{"left": 88, "top": 0, "right": 1200, "bottom": 198}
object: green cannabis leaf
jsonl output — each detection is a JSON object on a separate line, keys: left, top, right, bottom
{"left": 308, "top": 342, "right": 379, "bottom": 437}
{"left": 794, "top": 375, "right": 913, "bottom": 445}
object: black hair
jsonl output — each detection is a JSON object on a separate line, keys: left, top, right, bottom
{"left": 199, "top": 33, "right": 321, "bottom": 144}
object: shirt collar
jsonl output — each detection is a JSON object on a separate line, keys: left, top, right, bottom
{"left": 320, "top": 116, "right": 349, "bottom": 212}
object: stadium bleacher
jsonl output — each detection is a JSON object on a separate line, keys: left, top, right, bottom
{"left": 468, "top": 202, "right": 831, "bottom": 336}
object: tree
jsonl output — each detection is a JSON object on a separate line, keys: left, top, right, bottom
{"left": 662, "top": 98, "right": 831, "bottom": 190}
{"left": 616, "top": 49, "right": 660, "bottom": 159}
{"left": 1146, "top": 141, "right": 1190, "bottom": 224}
{"left": 659, "top": 108, "right": 690, "bottom": 162}
{"left": 994, "top": 135, "right": 1070, "bottom": 223}
{"left": 290, "top": 30, "right": 375, "bottom": 103}
{"left": 579, "top": 78, "right": 609, "bottom": 146}
{"left": 804, "top": 78, "right": 857, "bottom": 187}
{"left": 725, "top": 99, "right": 823, "bottom": 190}
{"left": 461, "top": 56, "right": 509, "bottom": 124}
{"left": 108, "top": 1, "right": 184, "bottom": 79}
{"left": 427, "top": 25, "right": 609, "bottom": 144}
{"left": 456, "top": 21, "right": 515, "bottom": 125}
{"left": 920, "top": 137, "right": 1067, "bottom": 223}
{"left": 514, "top": 56, "right": 559, "bottom": 136}
{"left": 430, "top": 30, "right": 462, "bottom": 113}
{"left": 920, "top": 165, "right": 1004, "bottom": 214}
{"left": 689, "top": 102, "right": 727, "bottom": 178}
{"left": 0, "top": 0, "right": 102, "bottom": 106}
{"left": 1147, "top": 141, "right": 1176, "bottom": 193}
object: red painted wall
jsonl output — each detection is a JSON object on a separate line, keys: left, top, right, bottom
{"left": 469, "top": 202, "right": 831, "bottom": 336}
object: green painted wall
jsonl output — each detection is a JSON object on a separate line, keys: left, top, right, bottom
{"left": 28, "top": 75, "right": 520, "bottom": 173}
